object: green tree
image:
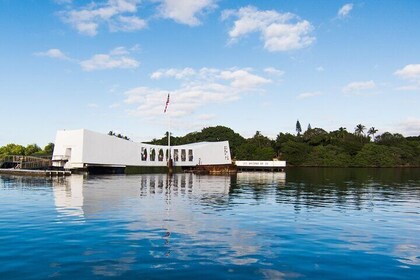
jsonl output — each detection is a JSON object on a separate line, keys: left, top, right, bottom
{"left": 0, "top": 144, "right": 25, "bottom": 156}
{"left": 296, "top": 120, "right": 302, "bottom": 136}
{"left": 305, "top": 145, "right": 352, "bottom": 167}
{"left": 235, "top": 142, "right": 273, "bottom": 160}
{"left": 375, "top": 132, "right": 404, "bottom": 146}
{"left": 338, "top": 127, "right": 347, "bottom": 139}
{"left": 353, "top": 143, "right": 398, "bottom": 167}
{"left": 274, "top": 133, "right": 298, "bottom": 158}
{"left": 250, "top": 131, "right": 273, "bottom": 148}
{"left": 367, "top": 127, "right": 378, "bottom": 140}
{"left": 43, "top": 143, "right": 55, "bottom": 154}
{"left": 281, "top": 140, "right": 311, "bottom": 166}
{"left": 354, "top": 124, "right": 366, "bottom": 136}
{"left": 25, "top": 144, "right": 41, "bottom": 156}
{"left": 303, "top": 128, "right": 329, "bottom": 146}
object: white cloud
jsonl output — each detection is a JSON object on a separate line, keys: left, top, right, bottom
{"left": 297, "top": 91, "right": 322, "bottom": 99}
{"left": 264, "top": 67, "right": 284, "bottom": 77}
{"left": 151, "top": 67, "right": 271, "bottom": 89}
{"left": 109, "top": 46, "right": 130, "bottom": 55}
{"left": 151, "top": 68, "right": 196, "bottom": 80}
{"left": 156, "top": 0, "right": 216, "bottom": 26}
{"left": 34, "top": 49, "right": 71, "bottom": 60}
{"left": 110, "top": 15, "right": 146, "bottom": 32}
{"left": 80, "top": 47, "right": 139, "bottom": 71}
{"left": 222, "top": 6, "right": 315, "bottom": 52}
{"left": 394, "top": 64, "right": 420, "bottom": 91}
{"left": 316, "top": 66, "right": 325, "bottom": 72}
{"left": 60, "top": 0, "right": 146, "bottom": 36}
{"left": 81, "top": 54, "right": 139, "bottom": 71}
{"left": 87, "top": 103, "right": 99, "bottom": 108}
{"left": 220, "top": 69, "right": 271, "bottom": 88}
{"left": 394, "top": 64, "right": 420, "bottom": 81}
{"left": 35, "top": 46, "right": 140, "bottom": 71}
{"left": 342, "top": 80, "right": 376, "bottom": 94}
{"left": 338, "top": 3, "right": 354, "bottom": 18}
{"left": 124, "top": 67, "right": 272, "bottom": 119}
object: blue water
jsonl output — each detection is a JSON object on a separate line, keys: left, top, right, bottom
{"left": 0, "top": 169, "right": 419, "bottom": 279}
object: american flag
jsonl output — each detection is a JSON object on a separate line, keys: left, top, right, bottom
{"left": 164, "top": 93, "right": 170, "bottom": 113}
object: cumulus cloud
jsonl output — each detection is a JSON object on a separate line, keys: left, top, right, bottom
{"left": 394, "top": 64, "right": 420, "bottom": 91}
{"left": 80, "top": 47, "right": 139, "bottom": 71}
{"left": 338, "top": 3, "right": 353, "bottom": 18}
{"left": 34, "top": 49, "right": 71, "bottom": 60}
{"left": 297, "top": 91, "right": 322, "bottom": 99}
{"left": 220, "top": 69, "right": 271, "bottom": 88}
{"left": 222, "top": 6, "right": 315, "bottom": 52}
{"left": 156, "top": 0, "right": 216, "bottom": 26}
{"left": 60, "top": 0, "right": 146, "bottom": 36}
{"left": 394, "top": 64, "right": 420, "bottom": 81}
{"left": 342, "top": 80, "right": 376, "bottom": 94}
{"left": 124, "top": 67, "right": 272, "bottom": 119}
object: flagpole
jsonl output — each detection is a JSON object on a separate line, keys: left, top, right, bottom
{"left": 165, "top": 93, "right": 173, "bottom": 173}
{"left": 168, "top": 113, "right": 171, "bottom": 157}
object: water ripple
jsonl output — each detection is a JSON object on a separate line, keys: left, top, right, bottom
{"left": 0, "top": 168, "right": 419, "bottom": 279}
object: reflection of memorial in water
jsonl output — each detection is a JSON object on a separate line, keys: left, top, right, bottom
{"left": 52, "top": 174, "right": 234, "bottom": 219}
{"left": 52, "top": 175, "right": 84, "bottom": 218}
{"left": 51, "top": 174, "right": 262, "bottom": 266}
{"left": 51, "top": 173, "right": 289, "bottom": 219}
{"left": 134, "top": 174, "right": 260, "bottom": 265}
{"left": 139, "top": 173, "right": 231, "bottom": 197}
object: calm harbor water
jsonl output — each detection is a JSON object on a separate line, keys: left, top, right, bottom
{"left": 0, "top": 168, "right": 419, "bottom": 279}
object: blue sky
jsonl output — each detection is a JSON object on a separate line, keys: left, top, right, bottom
{"left": 0, "top": 0, "right": 419, "bottom": 146}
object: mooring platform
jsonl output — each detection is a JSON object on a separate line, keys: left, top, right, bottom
{"left": 0, "top": 169, "right": 71, "bottom": 177}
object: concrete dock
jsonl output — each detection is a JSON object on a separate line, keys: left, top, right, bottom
{"left": 0, "top": 169, "right": 71, "bottom": 177}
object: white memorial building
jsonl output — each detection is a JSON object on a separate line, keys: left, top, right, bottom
{"left": 52, "top": 129, "right": 232, "bottom": 171}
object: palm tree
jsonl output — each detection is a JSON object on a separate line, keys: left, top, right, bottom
{"left": 367, "top": 127, "right": 378, "bottom": 140}
{"left": 338, "top": 127, "right": 347, "bottom": 139}
{"left": 354, "top": 124, "right": 366, "bottom": 136}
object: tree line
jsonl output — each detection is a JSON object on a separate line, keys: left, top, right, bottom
{"left": 149, "top": 124, "right": 420, "bottom": 167}
{"left": 0, "top": 143, "right": 55, "bottom": 157}
{"left": 1, "top": 124, "right": 418, "bottom": 167}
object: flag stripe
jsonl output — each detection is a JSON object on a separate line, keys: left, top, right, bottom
{"left": 164, "top": 93, "right": 170, "bottom": 113}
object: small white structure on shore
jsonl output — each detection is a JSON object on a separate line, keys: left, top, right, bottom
{"left": 52, "top": 129, "right": 231, "bottom": 170}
